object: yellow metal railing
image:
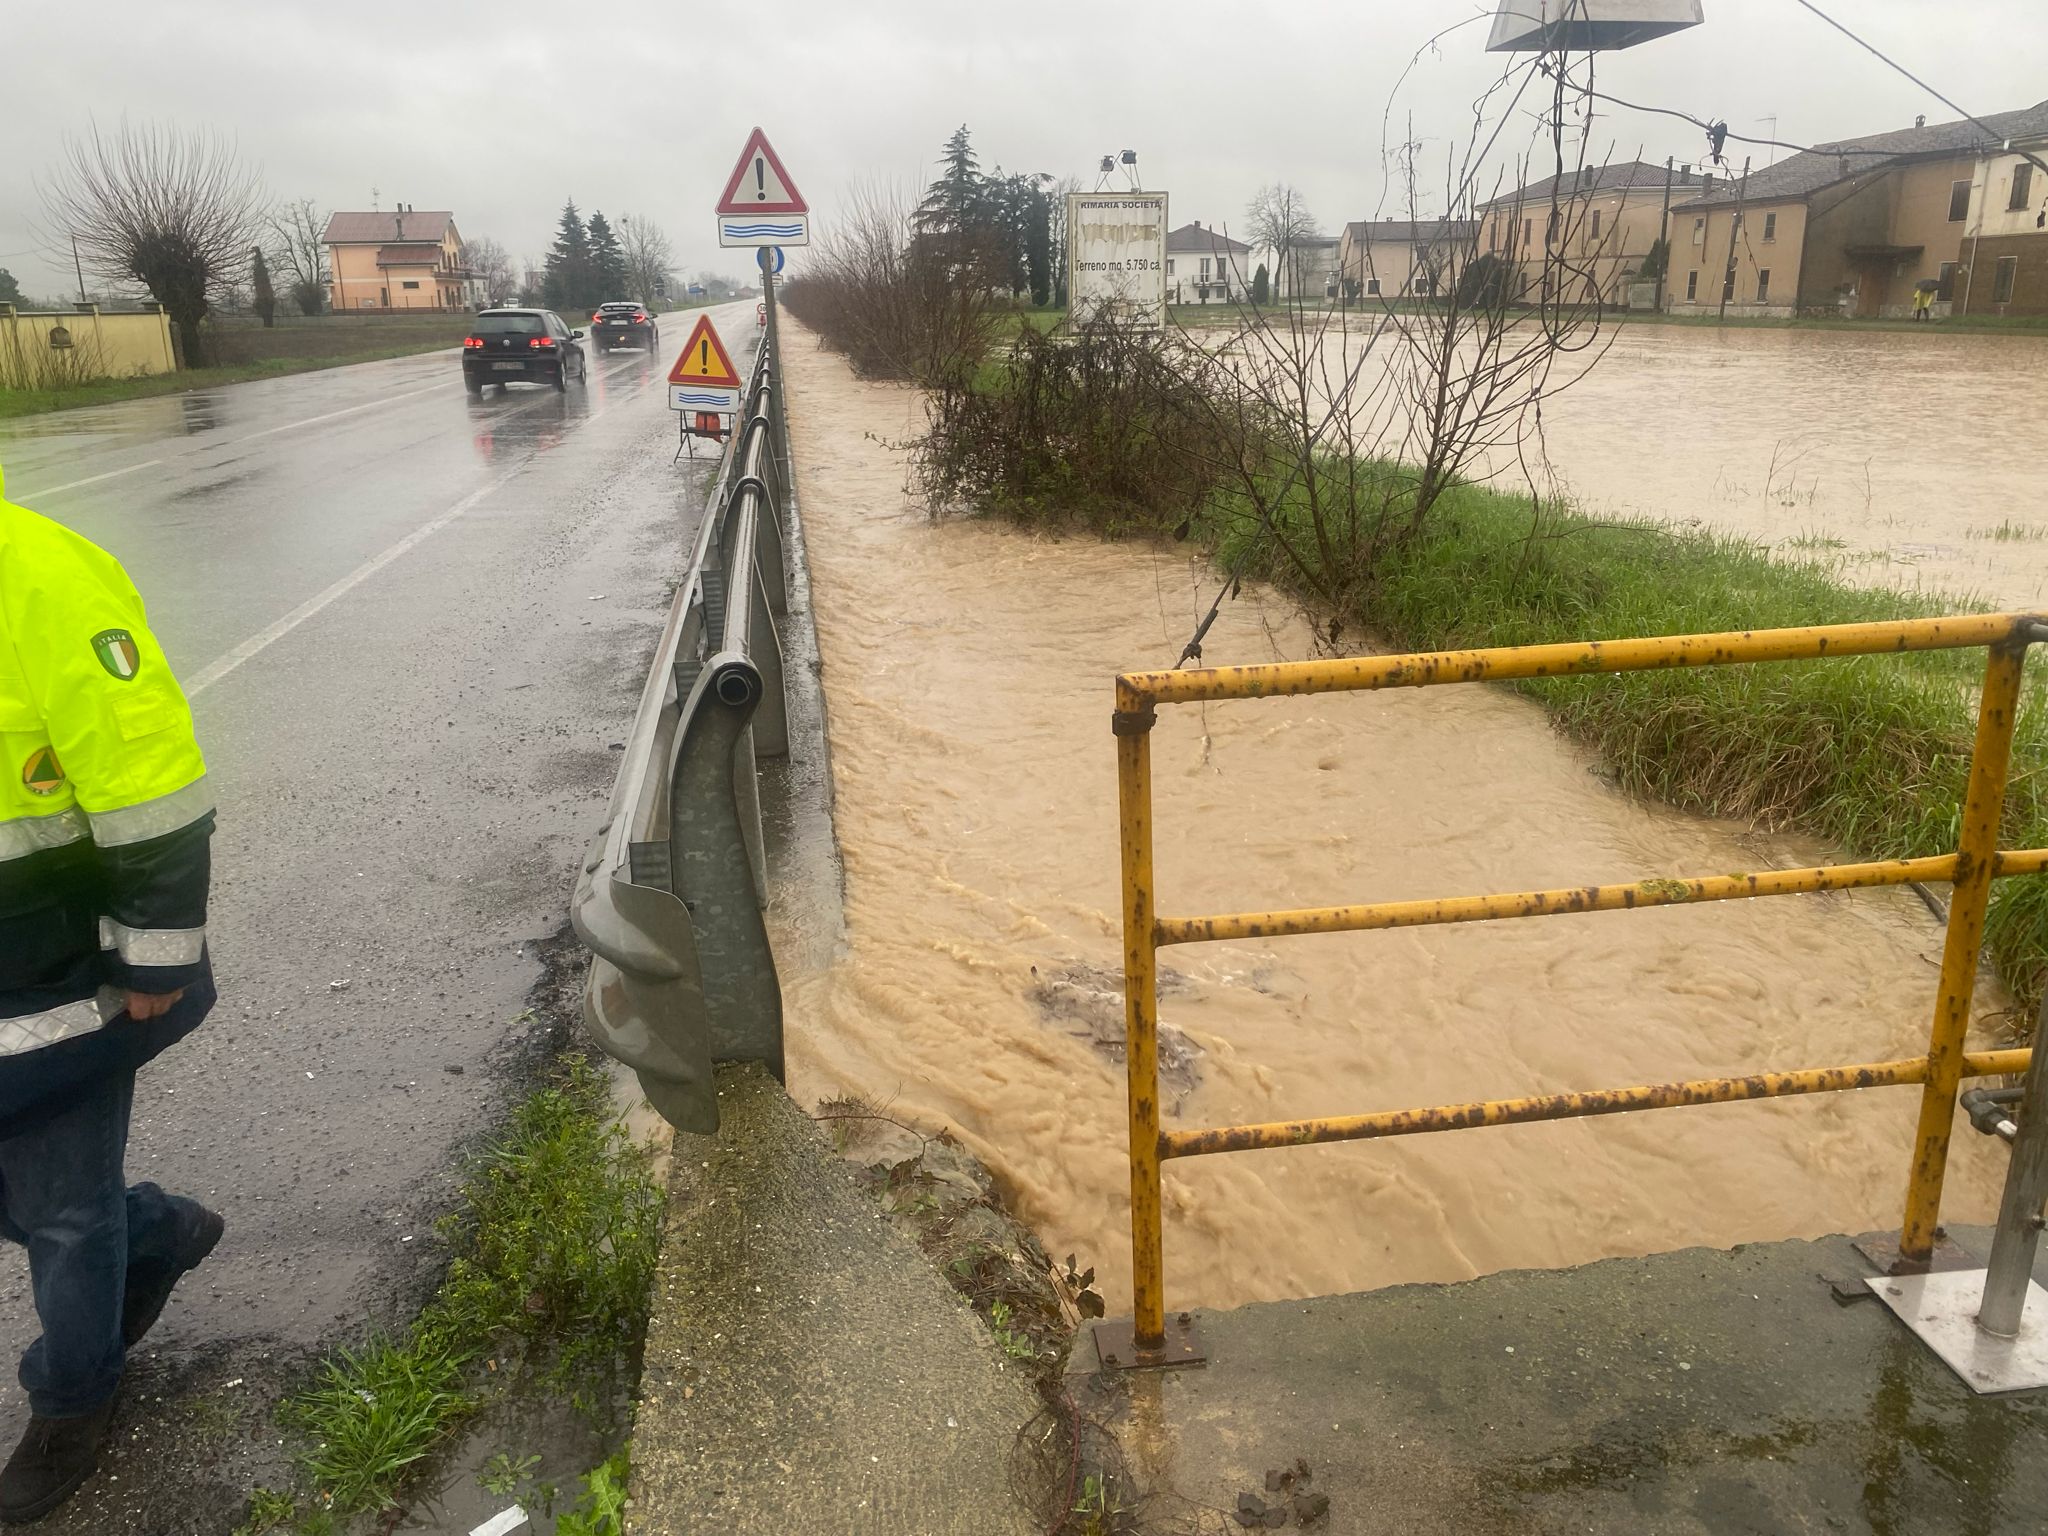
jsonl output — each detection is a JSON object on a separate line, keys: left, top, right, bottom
{"left": 1111, "top": 612, "right": 2048, "bottom": 1359}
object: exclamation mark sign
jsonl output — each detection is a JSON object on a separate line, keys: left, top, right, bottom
{"left": 701, "top": 338, "right": 710, "bottom": 371}
{"left": 755, "top": 157, "right": 766, "bottom": 200}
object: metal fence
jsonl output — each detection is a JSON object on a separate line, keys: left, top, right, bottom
{"left": 1104, "top": 612, "right": 2048, "bottom": 1366}
{"left": 571, "top": 325, "right": 793, "bottom": 1133}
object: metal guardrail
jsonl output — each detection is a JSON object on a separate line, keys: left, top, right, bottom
{"left": 1103, "top": 612, "right": 2048, "bottom": 1368}
{"left": 572, "top": 324, "right": 794, "bottom": 1133}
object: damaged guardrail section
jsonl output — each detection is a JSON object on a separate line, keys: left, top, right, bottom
{"left": 572, "top": 327, "right": 793, "bottom": 1132}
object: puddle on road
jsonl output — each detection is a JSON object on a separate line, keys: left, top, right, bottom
{"left": 777, "top": 328, "right": 2006, "bottom": 1315}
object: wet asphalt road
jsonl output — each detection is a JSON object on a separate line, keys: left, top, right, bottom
{"left": 0, "top": 308, "right": 746, "bottom": 1496}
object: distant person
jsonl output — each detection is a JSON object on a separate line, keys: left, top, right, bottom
{"left": 1912, "top": 283, "right": 1935, "bottom": 322}
{"left": 0, "top": 462, "right": 223, "bottom": 1524}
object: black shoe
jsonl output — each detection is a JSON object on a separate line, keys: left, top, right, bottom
{"left": 121, "top": 1206, "right": 224, "bottom": 1348}
{"left": 0, "top": 1397, "right": 116, "bottom": 1525}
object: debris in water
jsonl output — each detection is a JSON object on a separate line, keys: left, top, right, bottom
{"left": 1028, "top": 963, "right": 1202, "bottom": 1108}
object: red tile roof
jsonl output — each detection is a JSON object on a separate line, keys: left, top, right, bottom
{"left": 322, "top": 211, "right": 455, "bottom": 244}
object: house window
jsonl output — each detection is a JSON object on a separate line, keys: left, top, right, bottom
{"left": 1691, "top": 217, "right": 1705, "bottom": 245}
{"left": 1685, "top": 269, "right": 1698, "bottom": 300}
{"left": 401, "top": 280, "right": 420, "bottom": 290}
{"left": 1756, "top": 268, "right": 1771, "bottom": 302}
{"left": 1165, "top": 259, "right": 1175, "bottom": 276}
{"left": 1762, "top": 212, "right": 1777, "bottom": 242}
{"left": 1590, "top": 209, "right": 1601, "bottom": 241}
{"left": 1199, "top": 257, "right": 1211, "bottom": 279}
{"left": 1949, "top": 179, "right": 1971, "bottom": 221}
{"left": 1545, "top": 209, "right": 1559, "bottom": 245}
{"left": 1993, "top": 255, "right": 2019, "bottom": 303}
{"left": 1524, "top": 217, "right": 1533, "bottom": 246}
{"left": 1366, "top": 278, "right": 1381, "bottom": 296}
{"left": 1489, "top": 222, "right": 1497, "bottom": 253}
{"left": 1721, "top": 268, "right": 1736, "bottom": 302}
{"left": 1937, "top": 260, "right": 1957, "bottom": 300}
{"left": 2011, "top": 163, "right": 2035, "bottom": 212}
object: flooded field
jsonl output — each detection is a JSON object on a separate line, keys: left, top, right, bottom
{"left": 1339, "top": 321, "right": 2048, "bottom": 609}
{"left": 777, "top": 325, "right": 2007, "bottom": 1315}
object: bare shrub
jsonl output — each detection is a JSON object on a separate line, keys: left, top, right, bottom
{"left": 781, "top": 183, "right": 996, "bottom": 387}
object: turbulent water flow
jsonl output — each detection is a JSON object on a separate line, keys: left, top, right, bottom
{"left": 776, "top": 327, "right": 2005, "bottom": 1315}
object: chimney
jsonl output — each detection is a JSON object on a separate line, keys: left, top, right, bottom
{"left": 394, "top": 210, "right": 404, "bottom": 240}
{"left": 1700, "top": 172, "right": 1714, "bottom": 195}
{"left": 1915, "top": 115, "right": 1926, "bottom": 128}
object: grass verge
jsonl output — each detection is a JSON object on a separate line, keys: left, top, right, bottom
{"left": 0, "top": 345, "right": 455, "bottom": 419}
{"left": 236, "top": 1053, "right": 661, "bottom": 1533}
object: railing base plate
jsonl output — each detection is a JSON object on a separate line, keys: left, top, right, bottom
{"left": 1854, "top": 1230, "right": 1976, "bottom": 1276}
{"left": 1869, "top": 1269, "right": 2048, "bottom": 1393}
{"left": 1091, "top": 1314, "right": 1207, "bottom": 1371}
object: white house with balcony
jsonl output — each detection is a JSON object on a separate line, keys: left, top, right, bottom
{"left": 1164, "top": 222, "right": 1253, "bottom": 305}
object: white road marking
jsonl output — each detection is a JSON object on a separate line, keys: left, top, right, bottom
{"left": 186, "top": 359, "right": 648, "bottom": 697}
{"left": 218, "top": 383, "right": 444, "bottom": 447}
{"left": 14, "top": 459, "right": 165, "bottom": 499}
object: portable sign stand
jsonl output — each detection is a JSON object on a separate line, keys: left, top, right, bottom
{"left": 669, "top": 314, "right": 743, "bottom": 460}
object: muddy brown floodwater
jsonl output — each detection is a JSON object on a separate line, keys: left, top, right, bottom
{"left": 1331, "top": 322, "right": 2048, "bottom": 608}
{"left": 778, "top": 324, "right": 2005, "bottom": 1315}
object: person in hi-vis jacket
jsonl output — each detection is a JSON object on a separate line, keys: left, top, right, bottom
{"left": 0, "top": 462, "right": 223, "bottom": 1524}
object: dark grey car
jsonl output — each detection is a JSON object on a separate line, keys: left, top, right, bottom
{"left": 462, "top": 308, "right": 587, "bottom": 394}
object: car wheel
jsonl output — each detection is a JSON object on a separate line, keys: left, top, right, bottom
{"left": 464, "top": 376, "right": 482, "bottom": 397}
{"left": 553, "top": 363, "right": 567, "bottom": 392}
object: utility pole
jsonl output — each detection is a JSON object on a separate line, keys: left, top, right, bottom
{"left": 1717, "top": 155, "right": 1751, "bottom": 323}
{"left": 72, "top": 236, "right": 87, "bottom": 307}
{"left": 1653, "top": 156, "right": 1675, "bottom": 313}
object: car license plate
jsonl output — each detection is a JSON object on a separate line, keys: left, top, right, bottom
{"left": 492, "top": 361, "right": 521, "bottom": 371}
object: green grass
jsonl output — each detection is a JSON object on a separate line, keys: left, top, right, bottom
{"left": 246, "top": 1053, "right": 662, "bottom": 1529}
{"left": 0, "top": 343, "right": 455, "bottom": 419}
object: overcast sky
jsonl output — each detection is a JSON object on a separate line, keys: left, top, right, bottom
{"left": 3, "top": 0, "right": 2043, "bottom": 303}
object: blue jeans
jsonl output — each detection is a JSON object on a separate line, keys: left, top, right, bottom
{"left": 0, "top": 1060, "right": 202, "bottom": 1418}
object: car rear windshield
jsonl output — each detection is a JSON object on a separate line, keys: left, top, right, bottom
{"left": 475, "top": 314, "right": 546, "bottom": 335}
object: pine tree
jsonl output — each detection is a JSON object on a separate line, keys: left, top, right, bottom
{"left": 543, "top": 199, "right": 592, "bottom": 311}
{"left": 914, "top": 125, "right": 986, "bottom": 239}
{"left": 586, "top": 211, "right": 629, "bottom": 301}
{"left": 1024, "top": 184, "right": 1052, "bottom": 307}
{"left": 1252, "top": 263, "right": 1270, "bottom": 306}
{"left": 250, "top": 246, "right": 276, "bottom": 326}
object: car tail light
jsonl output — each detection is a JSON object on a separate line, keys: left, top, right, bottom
{"left": 633, "top": 311, "right": 646, "bottom": 323}
{"left": 528, "top": 336, "right": 557, "bottom": 349}
{"left": 463, "top": 336, "right": 484, "bottom": 349}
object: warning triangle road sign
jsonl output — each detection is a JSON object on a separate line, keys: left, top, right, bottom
{"left": 715, "top": 128, "right": 808, "bottom": 216}
{"left": 667, "top": 315, "right": 742, "bottom": 389}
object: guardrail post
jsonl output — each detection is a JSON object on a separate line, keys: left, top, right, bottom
{"left": 1901, "top": 636, "right": 2030, "bottom": 1263}
{"left": 1118, "top": 686, "right": 1166, "bottom": 1352}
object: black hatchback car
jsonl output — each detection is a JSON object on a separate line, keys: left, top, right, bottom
{"left": 589, "top": 301, "right": 659, "bottom": 351}
{"left": 462, "top": 308, "right": 586, "bottom": 394}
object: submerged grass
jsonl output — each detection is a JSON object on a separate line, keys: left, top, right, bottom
{"left": 241, "top": 1053, "right": 661, "bottom": 1532}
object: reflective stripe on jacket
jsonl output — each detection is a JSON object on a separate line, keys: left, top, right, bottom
{"left": 0, "top": 460, "right": 214, "bottom": 1080}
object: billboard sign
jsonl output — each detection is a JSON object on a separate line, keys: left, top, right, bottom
{"left": 1066, "top": 191, "right": 1168, "bottom": 329}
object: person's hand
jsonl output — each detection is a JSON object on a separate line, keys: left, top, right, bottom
{"left": 125, "top": 989, "right": 185, "bottom": 1021}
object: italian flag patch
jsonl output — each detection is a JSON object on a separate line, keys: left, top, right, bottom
{"left": 91, "top": 629, "right": 141, "bottom": 681}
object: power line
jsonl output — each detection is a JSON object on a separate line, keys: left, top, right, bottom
{"left": 1786, "top": 0, "right": 2048, "bottom": 176}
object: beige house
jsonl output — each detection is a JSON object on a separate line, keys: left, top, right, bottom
{"left": 1668, "top": 101, "right": 2048, "bottom": 318}
{"left": 322, "top": 207, "right": 481, "bottom": 313}
{"left": 1478, "top": 161, "right": 1713, "bottom": 305}
{"left": 1336, "top": 219, "right": 1481, "bottom": 299}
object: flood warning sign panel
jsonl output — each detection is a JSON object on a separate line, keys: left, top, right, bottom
{"left": 667, "top": 314, "right": 742, "bottom": 412}
{"left": 1066, "top": 191, "right": 1168, "bottom": 330}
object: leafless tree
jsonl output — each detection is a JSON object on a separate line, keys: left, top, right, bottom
{"left": 616, "top": 215, "right": 674, "bottom": 307}
{"left": 1046, "top": 173, "right": 1082, "bottom": 306}
{"left": 462, "top": 235, "right": 516, "bottom": 304}
{"left": 265, "top": 197, "right": 328, "bottom": 315}
{"left": 1245, "top": 183, "right": 1321, "bottom": 302}
{"left": 40, "top": 120, "right": 266, "bottom": 365}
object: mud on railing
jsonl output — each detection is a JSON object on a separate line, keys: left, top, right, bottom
{"left": 1101, "top": 613, "right": 2048, "bottom": 1369}
{"left": 571, "top": 325, "right": 795, "bottom": 1133}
